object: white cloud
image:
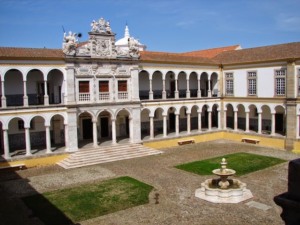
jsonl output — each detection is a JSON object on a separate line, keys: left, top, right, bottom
{"left": 277, "top": 14, "right": 300, "bottom": 31}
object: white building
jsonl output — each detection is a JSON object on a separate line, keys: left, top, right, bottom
{"left": 1, "top": 17, "right": 300, "bottom": 162}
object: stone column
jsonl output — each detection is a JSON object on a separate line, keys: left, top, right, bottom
{"left": 175, "top": 113, "right": 179, "bottom": 136}
{"left": 245, "top": 111, "right": 250, "bottom": 132}
{"left": 271, "top": 113, "right": 276, "bottom": 135}
{"left": 93, "top": 120, "right": 98, "bottom": 147}
{"left": 149, "top": 116, "right": 154, "bottom": 139}
{"left": 25, "top": 127, "right": 31, "bottom": 156}
{"left": 23, "top": 80, "right": 28, "bottom": 107}
{"left": 111, "top": 119, "right": 117, "bottom": 144}
{"left": 186, "top": 79, "right": 190, "bottom": 98}
{"left": 197, "top": 78, "right": 201, "bottom": 98}
{"left": 162, "top": 79, "right": 166, "bottom": 99}
{"left": 175, "top": 79, "right": 179, "bottom": 99}
{"left": 258, "top": 112, "right": 262, "bottom": 134}
{"left": 44, "top": 80, "right": 49, "bottom": 105}
{"left": 207, "top": 79, "right": 211, "bottom": 97}
{"left": 234, "top": 110, "right": 238, "bottom": 131}
{"left": 66, "top": 65, "right": 76, "bottom": 104}
{"left": 45, "top": 125, "right": 52, "bottom": 153}
{"left": 208, "top": 111, "right": 212, "bottom": 130}
{"left": 198, "top": 111, "right": 202, "bottom": 132}
{"left": 163, "top": 115, "right": 167, "bottom": 137}
{"left": 149, "top": 79, "right": 153, "bottom": 100}
{"left": 66, "top": 108, "right": 78, "bottom": 152}
{"left": 63, "top": 79, "right": 68, "bottom": 104}
{"left": 129, "top": 117, "right": 133, "bottom": 143}
{"left": 1, "top": 80, "right": 6, "bottom": 108}
{"left": 3, "top": 129, "right": 10, "bottom": 159}
{"left": 64, "top": 124, "right": 69, "bottom": 152}
{"left": 187, "top": 113, "right": 191, "bottom": 134}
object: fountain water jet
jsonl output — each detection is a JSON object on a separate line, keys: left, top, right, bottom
{"left": 195, "top": 158, "right": 253, "bottom": 203}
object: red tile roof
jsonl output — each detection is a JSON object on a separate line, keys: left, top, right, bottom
{"left": 214, "top": 42, "right": 300, "bottom": 65}
{"left": 140, "top": 51, "right": 215, "bottom": 65}
{"left": 181, "top": 45, "right": 241, "bottom": 58}
{"left": 0, "top": 47, "right": 64, "bottom": 60}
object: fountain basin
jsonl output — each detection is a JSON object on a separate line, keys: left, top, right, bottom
{"left": 195, "top": 178, "right": 253, "bottom": 203}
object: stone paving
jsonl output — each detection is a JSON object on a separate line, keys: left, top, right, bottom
{"left": 0, "top": 140, "right": 299, "bottom": 225}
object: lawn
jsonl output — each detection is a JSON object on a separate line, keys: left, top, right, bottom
{"left": 175, "top": 152, "right": 286, "bottom": 176}
{"left": 22, "top": 176, "right": 153, "bottom": 225}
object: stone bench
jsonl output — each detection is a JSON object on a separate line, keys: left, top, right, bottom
{"left": 178, "top": 139, "right": 195, "bottom": 145}
{"left": 242, "top": 138, "right": 260, "bottom": 144}
{"left": 0, "top": 163, "right": 25, "bottom": 170}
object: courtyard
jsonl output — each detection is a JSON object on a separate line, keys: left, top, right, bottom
{"left": 0, "top": 140, "right": 298, "bottom": 225}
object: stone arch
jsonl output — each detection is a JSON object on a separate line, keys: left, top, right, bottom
{"left": 47, "top": 69, "right": 64, "bottom": 104}
{"left": 27, "top": 69, "right": 44, "bottom": 105}
{"left": 179, "top": 106, "right": 188, "bottom": 132}
{"left": 4, "top": 69, "right": 23, "bottom": 106}
{"left": 97, "top": 109, "right": 114, "bottom": 145}
{"left": 189, "top": 72, "right": 198, "bottom": 97}
{"left": 8, "top": 117, "right": 26, "bottom": 154}
{"left": 226, "top": 103, "right": 234, "bottom": 129}
{"left": 191, "top": 105, "right": 199, "bottom": 131}
{"left": 212, "top": 104, "right": 219, "bottom": 128}
{"left": 50, "top": 114, "right": 65, "bottom": 149}
{"left": 166, "top": 71, "right": 176, "bottom": 98}
{"left": 201, "top": 104, "right": 209, "bottom": 129}
{"left": 248, "top": 104, "right": 258, "bottom": 132}
{"left": 152, "top": 71, "right": 163, "bottom": 99}
{"left": 275, "top": 105, "right": 285, "bottom": 135}
{"left": 211, "top": 72, "right": 218, "bottom": 97}
{"left": 178, "top": 71, "right": 187, "bottom": 98}
{"left": 116, "top": 109, "right": 131, "bottom": 142}
{"left": 200, "top": 72, "right": 208, "bottom": 97}
{"left": 261, "top": 105, "right": 272, "bottom": 133}
{"left": 237, "top": 104, "right": 246, "bottom": 130}
{"left": 139, "top": 70, "right": 150, "bottom": 100}
{"left": 141, "top": 108, "right": 151, "bottom": 139}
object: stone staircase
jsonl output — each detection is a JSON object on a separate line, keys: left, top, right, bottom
{"left": 57, "top": 143, "right": 163, "bottom": 169}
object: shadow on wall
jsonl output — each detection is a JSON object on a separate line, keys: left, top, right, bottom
{"left": 0, "top": 155, "right": 78, "bottom": 225}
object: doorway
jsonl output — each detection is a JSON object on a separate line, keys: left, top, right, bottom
{"left": 82, "top": 118, "right": 93, "bottom": 139}
{"left": 101, "top": 117, "right": 109, "bottom": 137}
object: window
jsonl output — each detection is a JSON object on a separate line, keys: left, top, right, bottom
{"left": 118, "top": 80, "right": 127, "bottom": 92}
{"left": 225, "top": 73, "right": 234, "bottom": 96}
{"left": 79, "top": 81, "right": 90, "bottom": 93}
{"left": 275, "top": 69, "right": 286, "bottom": 96}
{"left": 99, "top": 81, "right": 109, "bottom": 92}
{"left": 248, "top": 71, "right": 257, "bottom": 96}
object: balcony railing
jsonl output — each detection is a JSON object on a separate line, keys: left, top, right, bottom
{"left": 78, "top": 93, "right": 90, "bottom": 102}
{"left": 99, "top": 92, "right": 110, "bottom": 101}
{"left": 118, "top": 92, "right": 128, "bottom": 100}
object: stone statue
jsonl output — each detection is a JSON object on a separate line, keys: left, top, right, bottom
{"left": 62, "top": 31, "right": 78, "bottom": 55}
{"left": 90, "top": 17, "right": 113, "bottom": 34}
{"left": 128, "top": 37, "right": 140, "bottom": 58}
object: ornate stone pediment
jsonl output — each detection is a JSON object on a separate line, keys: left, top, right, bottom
{"left": 74, "top": 63, "right": 131, "bottom": 76}
{"left": 63, "top": 17, "right": 140, "bottom": 59}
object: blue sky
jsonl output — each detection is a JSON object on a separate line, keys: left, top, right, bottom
{"left": 0, "top": 0, "right": 299, "bottom": 52}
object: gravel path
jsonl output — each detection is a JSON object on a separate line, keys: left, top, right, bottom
{"left": 0, "top": 140, "right": 298, "bottom": 225}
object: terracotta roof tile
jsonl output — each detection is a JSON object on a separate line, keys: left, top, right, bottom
{"left": 0, "top": 47, "right": 64, "bottom": 60}
{"left": 140, "top": 51, "right": 215, "bottom": 65}
{"left": 214, "top": 42, "right": 300, "bottom": 65}
{"left": 181, "top": 45, "right": 241, "bottom": 58}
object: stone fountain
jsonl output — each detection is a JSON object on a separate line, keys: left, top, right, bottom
{"left": 195, "top": 158, "right": 253, "bottom": 203}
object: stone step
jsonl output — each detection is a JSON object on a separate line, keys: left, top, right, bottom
{"left": 57, "top": 143, "right": 163, "bottom": 169}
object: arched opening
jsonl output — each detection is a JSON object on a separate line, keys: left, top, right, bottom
{"left": 48, "top": 69, "right": 64, "bottom": 104}
{"left": 191, "top": 105, "right": 199, "bottom": 131}
{"left": 78, "top": 112, "right": 93, "bottom": 148}
{"left": 275, "top": 105, "right": 285, "bottom": 135}
{"left": 178, "top": 71, "right": 187, "bottom": 98}
{"left": 139, "top": 70, "right": 150, "bottom": 100}
{"left": 212, "top": 104, "right": 218, "bottom": 128}
{"left": 202, "top": 105, "right": 209, "bottom": 129}
{"left": 98, "top": 110, "right": 113, "bottom": 145}
{"left": 167, "top": 107, "right": 176, "bottom": 135}
{"left": 226, "top": 104, "right": 234, "bottom": 129}
{"left": 261, "top": 105, "right": 271, "bottom": 134}
{"left": 179, "top": 106, "right": 188, "bottom": 133}
{"left": 237, "top": 104, "right": 246, "bottom": 130}
{"left": 200, "top": 72, "right": 208, "bottom": 97}
{"left": 29, "top": 116, "right": 46, "bottom": 153}
{"left": 153, "top": 108, "right": 163, "bottom": 137}
{"left": 116, "top": 109, "right": 130, "bottom": 143}
{"left": 166, "top": 71, "right": 175, "bottom": 98}
{"left": 8, "top": 117, "right": 26, "bottom": 156}
{"left": 152, "top": 71, "right": 163, "bottom": 99}
{"left": 189, "top": 72, "right": 198, "bottom": 97}
{"left": 249, "top": 105, "right": 258, "bottom": 132}
{"left": 27, "top": 69, "right": 44, "bottom": 105}
{"left": 5, "top": 69, "right": 23, "bottom": 106}
{"left": 211, "top": 72, "right": 218, "bottom": 97}
{"left": 50, "top": 114, "right": 65, "bottom": 151}
{"left": 141, "top": 108, "right": 150, "bottom": 139}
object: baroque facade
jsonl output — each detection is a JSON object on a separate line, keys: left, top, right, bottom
{"left": 1, "top": 17, "right": 300, "bottom": 160}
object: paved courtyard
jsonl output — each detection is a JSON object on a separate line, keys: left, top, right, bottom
{"left": 0, "top": 140, "right": 299, "bottom": 225}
